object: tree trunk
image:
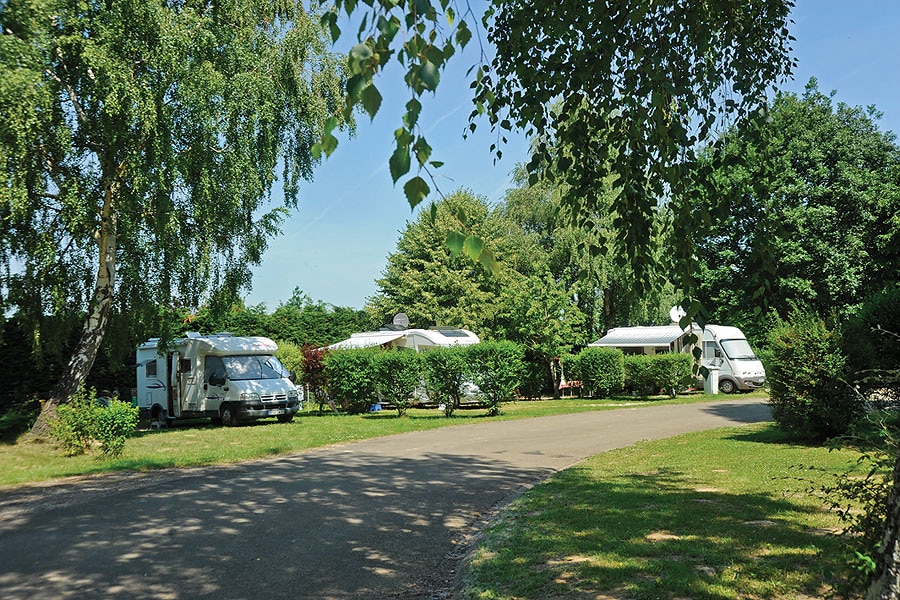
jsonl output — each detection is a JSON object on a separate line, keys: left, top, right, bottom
{"left": 549, "top": 358, "right": 561, "bottom": 399}
{"left": 868, "top": 451, "right": 900, "bottom": 600}
{"left": 29, "top": 184, "right": 118, "bottom": 439}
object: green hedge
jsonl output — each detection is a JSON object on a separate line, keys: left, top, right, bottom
{"left": 423, "top": 345, "right": 472, "bottom": 417}
{"left": 568, "top": 348, "right": 624, "bottom": 398}
{"left": 374, "top": 350, "right": 422, "bottom": 416}
{"left": 624, "top": 353, "right": 693, "bottom": 398}
{"left": 467, "top": 341, "right": 525, "bottom": 416}
{"left": 324, "top": 348, "right": 379, "bottom": 414}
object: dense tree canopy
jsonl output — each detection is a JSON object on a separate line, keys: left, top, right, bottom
{"left": 692, "top": 80, "right": 900, "bottom": 338}
{"left": 0, "top": 0, "right": 349, "bottom": 431}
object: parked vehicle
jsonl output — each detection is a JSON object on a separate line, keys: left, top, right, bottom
{"left": 136, "top": 333, "right": 301, "bottom": 426}
{"left": 589, "top": 323, "right": 765, "bottom": 393}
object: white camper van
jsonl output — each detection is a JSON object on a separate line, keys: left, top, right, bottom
{"left": 589, "top": 323, "right": 765, "bottom": 393}
{"left": 700, "top": 325, "right": 766, "bottom": 393}
{"left": 136, "top": 333, "right": 301, "bottom": 426}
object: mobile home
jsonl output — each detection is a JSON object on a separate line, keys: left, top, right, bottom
{"left": 136, "top": 333, "right": 301, "bottom": 426}
{"left": 589, "top": 324, "right": 765, "bottom": 393}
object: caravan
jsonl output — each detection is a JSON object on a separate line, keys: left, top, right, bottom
{"left": 589, "top": 323, "right": 765, "bottom": 393}
{"left": 136, "top": 333, "right": 301, "bottom": 426}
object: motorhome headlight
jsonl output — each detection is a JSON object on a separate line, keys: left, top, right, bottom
{"left": 288, "top": 389, "right": 299, "bottom": 399}
{"left": 240, "top": 392, "right": 261, "bottom": 403}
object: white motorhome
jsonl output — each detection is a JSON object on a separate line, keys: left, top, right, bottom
{"left": 326, "top": 327, "right": 480, "bottom": 351}
{"left": 136, "top": 333, "right": 301, "bottom": 426}
{"left": 589, "top": 323, "right": 766, "bottom": 393}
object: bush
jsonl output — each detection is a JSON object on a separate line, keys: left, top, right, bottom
{"left": 423, "top": 346, "right": 472, "bottom": 417}
{"left": 467, "top": 341, "right": 525, "bottom": 416}
{"left": 301, "top": 345, "right": 332, "bottom": 413}
{"left": 843, "top": 285, "right": 900, "bottom": 409}
{"left": 50, "top": 387, "right": 101, "bottom": 456}
{"left": 374, "top": 350, "right": 422, "bottom": 417}
{"left": 50, "top": 386, "right": 139, "bottom": 458}
{"left": 325, "top": 348, "right": 379, "bottom": 414}
{"left": 767, "top": 314, "right": 859, "bottom": 441}
{"left": 649, "top": 353, "right": 694, "bottom": 398}
{"left": 571, "top": 348, "right": 624, "bottom": 398}
{"left": 95, "top": 399, "right": 140, "bottom": 457}
{"left": 519, "top": 358, "right": 549, "bottom": 400}
{"left": 624, "top": 354, "right": 656, "bottom": 398}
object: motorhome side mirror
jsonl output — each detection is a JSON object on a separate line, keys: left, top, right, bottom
{"left": 179, "top": 358, "right": 192, "bottom": 373}
{"left": 714, "top": 348, "right": 722, "bottom": 358}
{"left": 288, "top": 370, "right": 297, "bottom": 384}
{"left": 209, "top": 375, "right": 226, "bottom": 387}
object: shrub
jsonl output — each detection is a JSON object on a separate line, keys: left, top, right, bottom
{"left": 767, "top": 314, "right": 859, "bottom": 441}
{"left": 519, "top": 358, "right": 549, "bottom": 400}
{"left": 50, "top": 387, "right": 101, "bottom": 456}
{"left": 50, "top": 386, "right": 139, "bottom": 458}
{"left": 302, "top": 345, "right": 332, "bottom": 413}
{"left": 572, "top": 348, "right": 624, "bottom": 398}
{"left": 624, "top": 354, "right": 656, "bottom": 398}
{"left": 374, "top": 350, "right": 422, "bottom": 417}
{"left": 649, "top": 353, "right": 694, "bottom": 398}
{"left": 467, "top": 341, "right": 525, "bottom": 416}
{"left": 423, "top": 346, "right": 472, "bottom": 417}
{"left": 274, "top": 340, "right": 304, "bottom": 380}
{"left": 843, "top": 285, "right": 900, "bottom": 409}
{"left": 325, "top": 348, "right": 379, "bottom": 414}
{"left": 94, "top": 399, "right": 140, "bottom": 457}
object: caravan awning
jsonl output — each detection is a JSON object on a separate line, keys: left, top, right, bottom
{"left": 327, "top": 331, "right": 406, "bottom": 350}
{"left": 589, "top": 325, "right": 687, "bottom": 347}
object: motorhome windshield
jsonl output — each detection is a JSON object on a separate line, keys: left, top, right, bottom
{"left": 721, "top": 339, "right": 757, "bottom": 360}
{"left": 221, "top": 355, "right": 288, "bottom": 380}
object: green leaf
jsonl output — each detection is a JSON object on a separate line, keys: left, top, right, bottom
{"left": 463, "top": 235, "right": 484, "bottom": 262}
{"left": 403, "top": 98, "right": 422, "bottom": 129}
{"left": 413, "top": 136, "right": 432, "bottom": 165}
{"left": 418, "top": 61, "right": 440, "bottom": 91}
{"left": 389, "top": 145, "right": 411, "bottom": 183}
{"left": 478, "top": 247, "right": 499, "bottom": 276}
{"left": 403, "top": 176, "right": 430, "bottom": 209}
{"left": 360, "top": 84, "right": 382, "bottom": 120}
{"left": 446, "top": 230, "right": 465, "bottom": 256}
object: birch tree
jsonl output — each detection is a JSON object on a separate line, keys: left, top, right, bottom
{"left": 0, "top": 0, "right": 349, "bottom": 435}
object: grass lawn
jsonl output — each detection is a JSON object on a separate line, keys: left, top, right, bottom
{"left": 0, "top": 391, "right": 753, "bottom": 488}
{"left": 461, "top": 423, "right": 865, "bottom": 600}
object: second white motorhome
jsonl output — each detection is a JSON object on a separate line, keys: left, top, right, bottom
{"left": 136, "top": 333, "right": 301, "bottom": 426}
{"left": 589, "top": 323, "right": 766, "bottom": 393}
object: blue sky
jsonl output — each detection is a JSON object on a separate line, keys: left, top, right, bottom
{"left": 243, "top": 0, "right": 900, "bottom": 311}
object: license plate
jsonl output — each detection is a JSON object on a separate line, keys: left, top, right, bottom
{"left": 268, "top": 409, "right": 285, "bottom": 416}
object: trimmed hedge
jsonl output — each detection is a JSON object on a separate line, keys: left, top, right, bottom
{"left": 467, "top": 341, "right": 525, "bottom": 416}
{"left": 423, "top": 345, "right": 472, "bottom": 417}
{"left": 374, "top": 350, "right": 422, "bottom": 417}
{"left": 569, "top": 348, "right": 624, "bottom": 398}
{"left": 324, "top": 348, "right": 379, "bottom": 414}
{"left": 624, "top": 353, "right": 693, "bottom": 398}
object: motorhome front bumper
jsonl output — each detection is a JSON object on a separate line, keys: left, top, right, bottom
{"left": 738, "top": 377, "right": 766, "bottom": 389}
{"left": 239, "top": 394, "right": 301, "bottom": 418}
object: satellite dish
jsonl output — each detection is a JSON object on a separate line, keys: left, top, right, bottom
{"left": 669, "top": 306, "right": 687, "bottom": 324}
{"left": 392, "top": 313, "right": 410, "bottom": 329}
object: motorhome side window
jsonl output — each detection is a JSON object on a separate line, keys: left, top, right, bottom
{"left": 204, "top": 356, "right": 226, "bottom": 384}
{"left": 145, "top": 361, "right": 157, "bottom": 377}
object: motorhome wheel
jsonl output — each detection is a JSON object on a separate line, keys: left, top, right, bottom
{"left": 719, "top": 379, "right": 737, "bottom": 394}
{"left": 221, "top": 404, "right": 239, "bottom": 427}
{"left": 277, "top": 414, "right": 294, "bottom": 424}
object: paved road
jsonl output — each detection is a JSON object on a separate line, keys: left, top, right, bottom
{"left": 0, "top": 399, "right": 770, "bottom": 600}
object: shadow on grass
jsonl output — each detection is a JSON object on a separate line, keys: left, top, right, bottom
{"left": 468, "top": 465, "right": 848, "bottom": 600}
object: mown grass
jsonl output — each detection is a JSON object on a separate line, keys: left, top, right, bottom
{"left": 462, "top": 423, "right": 865, "bottom": 600}
{"left": 0, "top": 391, "right": 760, "bottom": 487}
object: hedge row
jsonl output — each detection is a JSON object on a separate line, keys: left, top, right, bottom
{"left": 565, "top": 348, "right": 694, "bottom": 399}
{"left": 318, "top": 341, "right": 525, "bottom": 417}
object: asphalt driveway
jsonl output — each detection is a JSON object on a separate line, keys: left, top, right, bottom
{"left": 0, "top": 399, "right": 770, "bottom": 599}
